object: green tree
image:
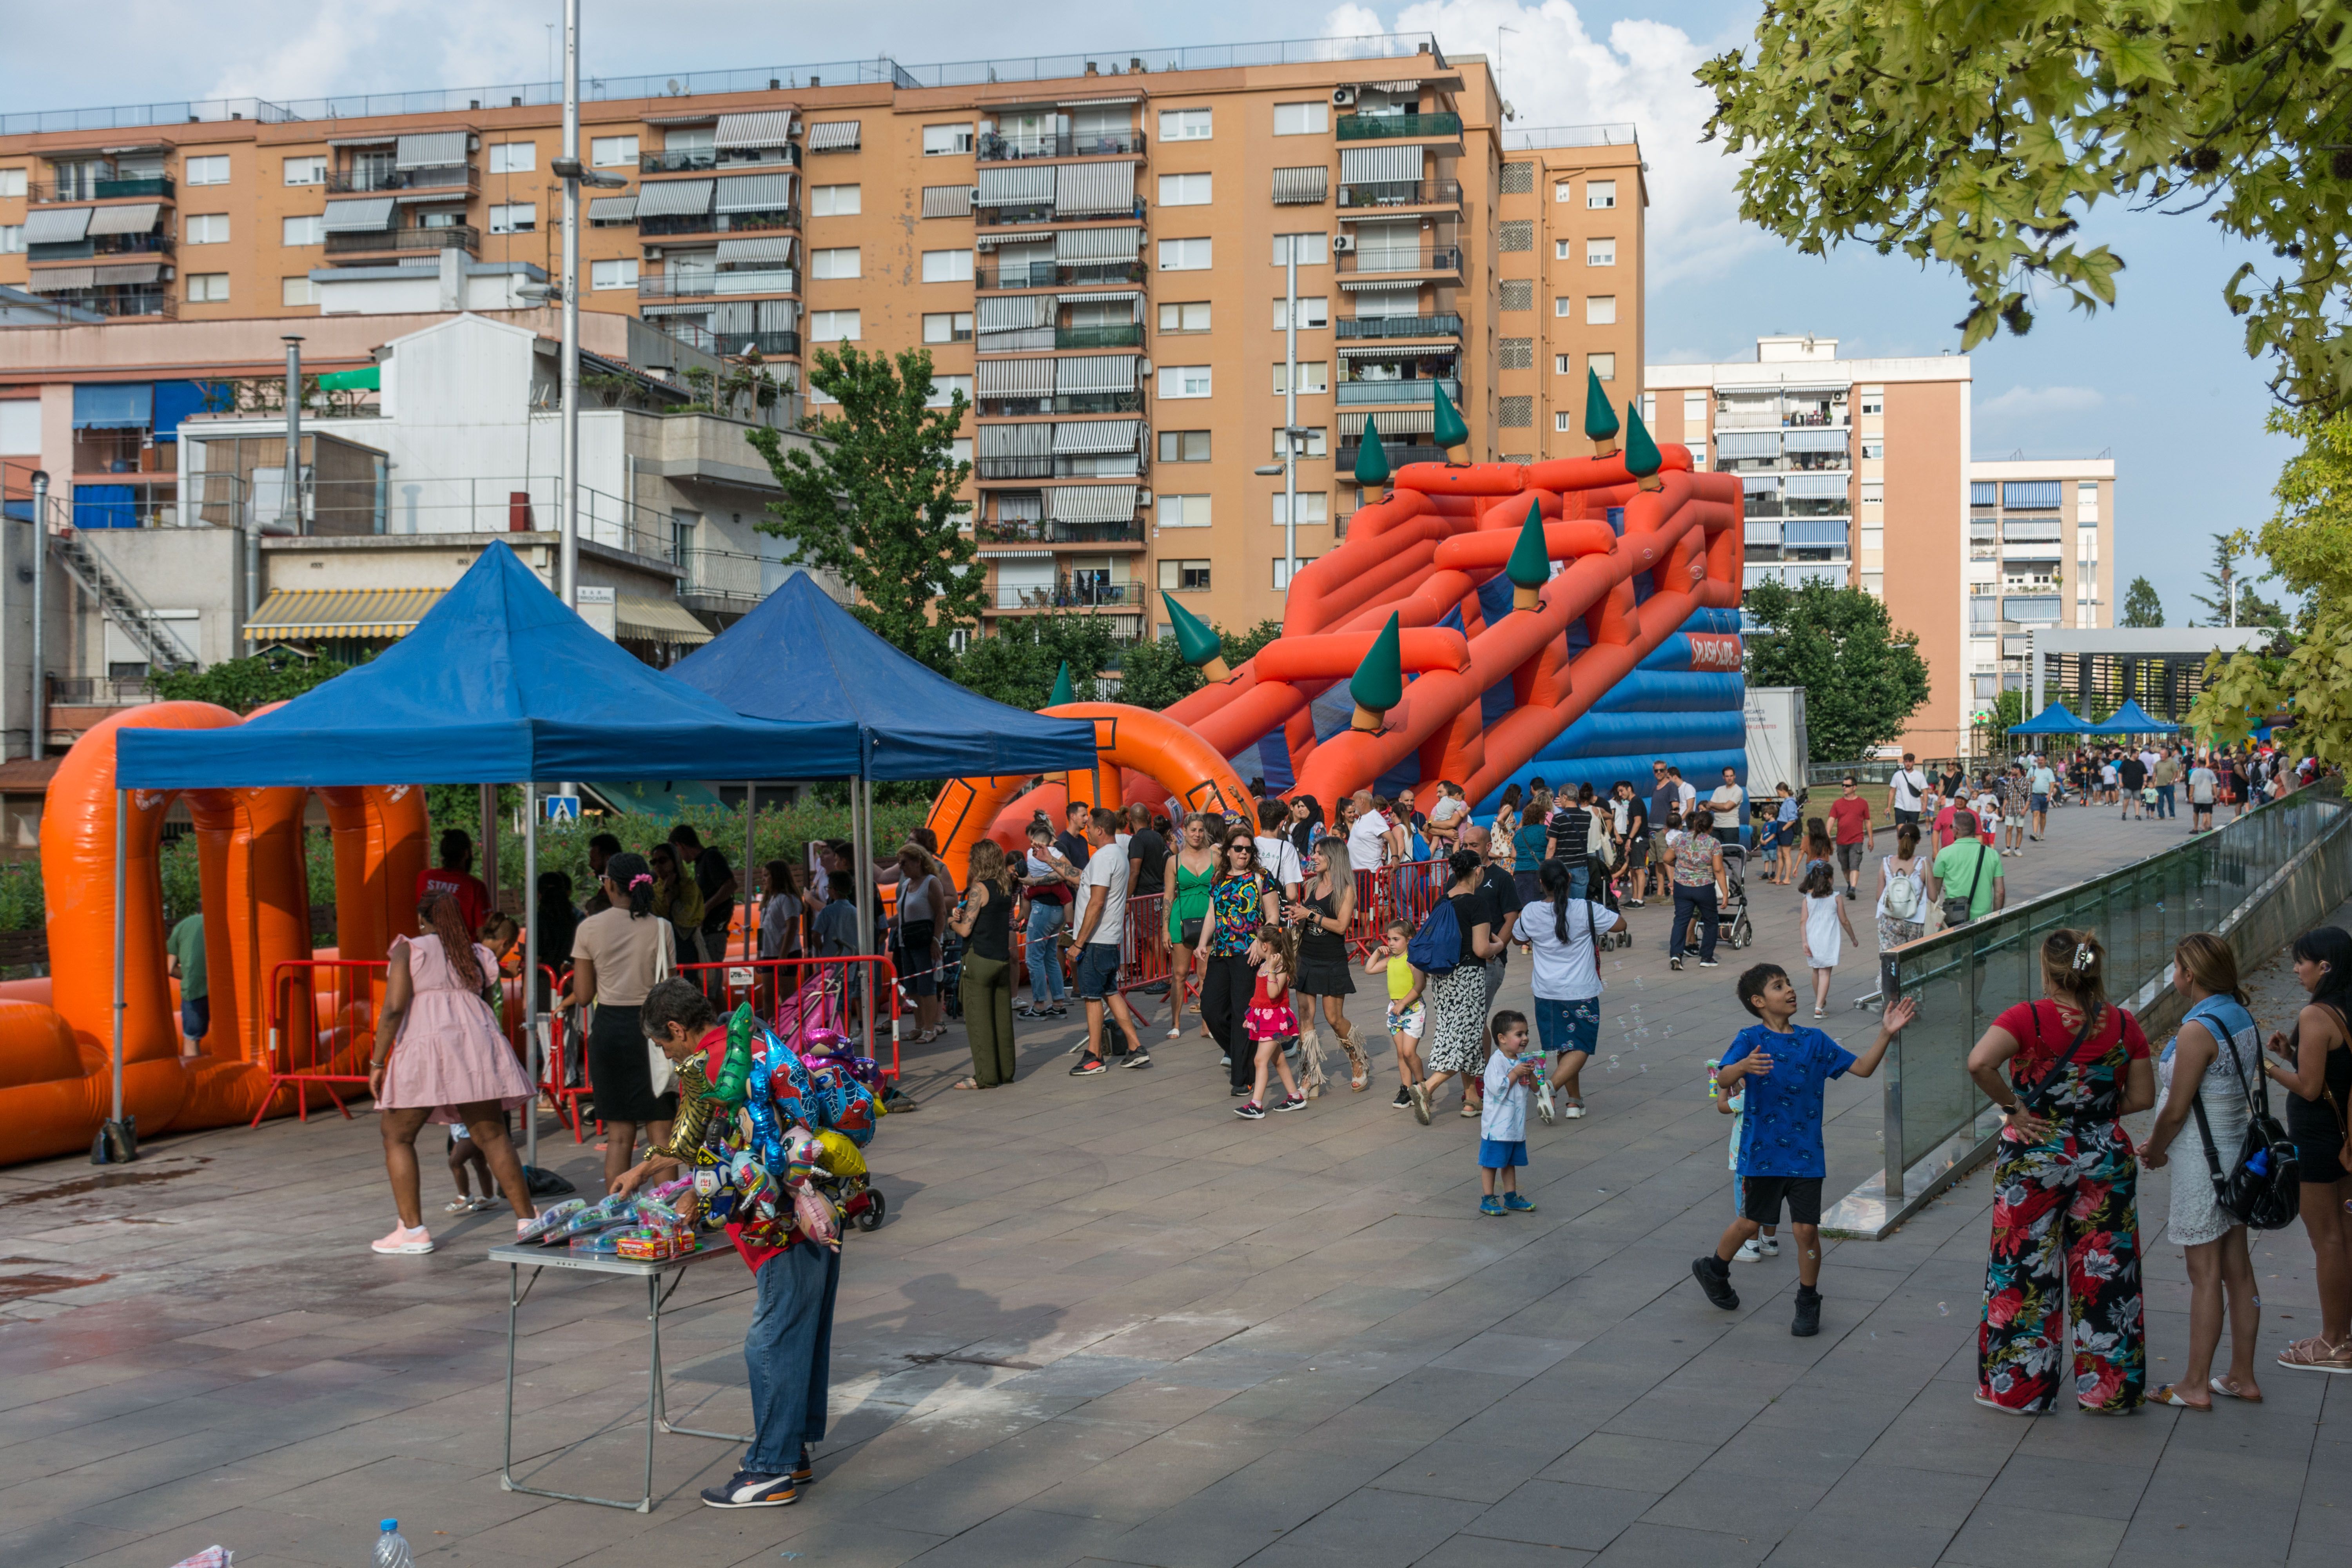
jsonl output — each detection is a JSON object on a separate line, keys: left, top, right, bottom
{"left": 2190, "top": 532, "right": 2288, "bottom": 628}
{"left": 955, "top": 616, "right": 1127, "bottom": 710}
{"left": 1741, "top": 580, "right": 1932, "bottom": 761}
{"left": 1096, "top": 618, "right": 1287, "bottom": 711}
{"left": 1697, "top": 0, "right": 2352, "bottom": 407}
{"left": 151, "top": 650, "right": 353, "bottom": 713}
{"left": 2120, "top": 577, "right": 2165, "bottom": 628}
{"left": 747, "top": 343, "right": 982, "bottom": 673}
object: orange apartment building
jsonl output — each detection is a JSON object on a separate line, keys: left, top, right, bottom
{"left": 0, "top": 34, "right": 1646, "bottom": 650}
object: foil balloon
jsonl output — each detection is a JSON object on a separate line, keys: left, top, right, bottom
{"left": 791, "top": 1182, "right": 840, "bottom": 1250}
{"left": 712, "top": 1003, "right": 758, "bottom": 1106}
{"left": 814, "top": 1129, "right": 867, "bottom": 1180}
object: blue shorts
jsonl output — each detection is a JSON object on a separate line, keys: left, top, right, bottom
{"left": 1478, "top": 1138, "right": 1528, "bottom": 1169}
{"left": 180, "top": 993, "right": 210, "bottom": 1042}
{"left": 1074, "top": 942, "right": 1123, "bottom": 1000}
{"left": 1534, "top": 995, "right": 1599, "bottom": 1058}
{"left": 2029, "top": 794, "right": 2049, "bottom": 813}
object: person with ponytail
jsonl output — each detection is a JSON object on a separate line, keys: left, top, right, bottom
{"left": 1966, "top": 929, "right": 2156, "bottom": 1414}
{"left": 2259, "top": 924, "right": 2352, "bottom": 1374}
{"left": 366, "top": 892, "right": 538, "bottom": 1254}
{"left": 1520, "top": 855, "right": 1622, "bottom": 1122}
{"left": 561, "top": 851, "right": 678, "bottom": 1187}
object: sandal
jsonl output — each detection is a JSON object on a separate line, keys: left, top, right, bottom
{"left": 2209, "top": 1375, "right": 2263, "bottom": 1403}
{"left": 2275, "top": 1334, "right": 2352, "bottom": 1374}
{"left": 443, "top": 1198, "right": 474, "bottom": 1214}
{"left": 950, "top": 1077, "right": 984, "bottom": 1091}
{"left": 2147, "top": 1383, "right": 2210, "bottom": 1410}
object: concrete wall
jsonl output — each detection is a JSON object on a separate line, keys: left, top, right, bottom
{"left": 1884, "top": 378, "right": 1966, "bottom": 757}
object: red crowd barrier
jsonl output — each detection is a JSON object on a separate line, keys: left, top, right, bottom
{"left": 675, "top": 954, "right": 904, "bottom": 1086}
{"left": 255, "top": 958, "right": 388, "bottom": 1127}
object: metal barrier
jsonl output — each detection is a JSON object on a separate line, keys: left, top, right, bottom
{"left": 675, "top": 954, "right": 904, "bottom": 1085}
{"left": 1824, "top": 777, "right": 2352, "bottom": 1238}
{"left": 1347, "top": 860, "right": 1451, "bottom": 959}
{"left": 254, "top": 958, "right": 387, "bottom": 1127}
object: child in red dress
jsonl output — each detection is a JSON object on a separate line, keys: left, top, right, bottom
{"left": 1237, "top": 924, "right": 1306, "bottom": 1120}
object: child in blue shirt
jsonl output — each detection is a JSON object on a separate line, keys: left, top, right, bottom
{"left": 1690, "top": 964, "right": 1915, "bottom": 1336}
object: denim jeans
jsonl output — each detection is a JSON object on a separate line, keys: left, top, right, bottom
{"left": 2156, "top": 784, "right": 2176, "bottom": 818}
{"left": 1024, "top": 901, "right": 1066, "bottom": 1004}
{"left": 743, "top": 1241, "right": 840, "bottom": 1475}
{"left": 1671, "top": 884, "right": 1719, "bottom": 962}
{"left": 1534, "top": 995, "right": 1599, "bottom": 1058}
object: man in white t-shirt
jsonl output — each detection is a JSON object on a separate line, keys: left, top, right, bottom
{"left": 2187, "top": 759, "right": 2219, "bottom": 832}
{"left": 1668, "top": 766, "right": 1699, "bottom": 818}
{"left": 1345, "top": 789, "right": 1390, "bottom": 870}
{"left": 2027, "top": 759, "right": 2058, "bottom": 840}
{"left": 1253, "top": 799, "right": 1305, "bottom": 902}
{"left": 1070, "top": 807, "right": 1148, "bottom": 1076}
{"left": 1889, "top": 753, "right": 1927, "bottom": 827}
{"left": 1708, "top": 766, "right": 1745, "bottom": 848}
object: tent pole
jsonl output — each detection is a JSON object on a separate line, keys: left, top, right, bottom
{"left": 479, "top": 782, "right": 499, "bottom": 913}
{"left": 855, "top": 775, "right": 874, "bottom": 1059}
{"left": 523, "top": 780, "right": 539, "bottom": 1174}
{"left": 742, "top": 781, "right": 757, "bottom": 971}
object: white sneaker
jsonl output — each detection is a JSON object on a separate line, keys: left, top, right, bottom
{"left": 1733, "top": 1238, "right": 1764, "bottom": 1263}
{"left": 1535, "top": 1082, "right": 1557, "bottom": 1125}
{"left": 1220, "top": 1055, "right": 1231, "bottom": 1067}
{"left": 1759, "top": 1235, "right": 1780, "bottom": 1257}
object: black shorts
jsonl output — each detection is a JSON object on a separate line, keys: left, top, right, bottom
{"left": 2298, "top": 1134, "right": 2349, "bottom": 1187}
{"left": 1893, "top": 808, "right": 1920, "bottom": 827}
{"left": 1741, "top": 1174, "right": 1824, "bottom": 1225}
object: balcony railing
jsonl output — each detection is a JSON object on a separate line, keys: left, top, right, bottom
{"left": 43, "top": 289, "right": 176, "bottom": 318}
{"left": 977, "top": 131, "right": 1147, "bottom": 162}
{"left": 1335, "top": 313, "right": 1461, "bottom": 341}
{"left": 1336, "top": 178, "right": 1462, "bottom": 210}
{"left": 994, "top": 576, "right": 1143, "bottom": 610}
{"left": 977, "top": 518, "right": 1146, "bottom": 546}
{"left": 32, "top": 173, "right": 175, "bottom": 202}
{"left": 1335, "top": 245, "right": 1461, "bottom": 277}
{"left": 28, "top": 231, "right": 176, "bottom": 262}
{"left": 977, "top": 200, "right": 1148, "bottom": 226}
{"left": 976, "top": 391, "right": 1143, "bottom": 417}
{"left": 641, "top": 145, "right": 801, "bottom": 172}
{"left": 638, "top": 207, "right": 801, "bottom": 238}
{"left": 323, "top": 225, "right": 478, "bottom": 256}
{"left": 658, "top": 323, "right": 803, "bottom": 360}
{"left": 976, "top": 260, "right": 1145, "bottom": 290}
{"left": 1336, "top": 112, "right": 1463, "bottom": 142}
{"left": 1334, "top": 377, "right": 1460, "bottom": 408}
{"left": 976, "top": 456, "right": 1141, "bottom": 481}
{"left": 1056, "top": 324, "right": 1143, "bottom": 349}
{"left": 327, "top": 165, "right": 479, "bottom": 194}
{"left": 1339, "top": 442, "right": 1445, "bottom": 470}
{"left": 637, "top": 268, "right": 798, "bottom": 298}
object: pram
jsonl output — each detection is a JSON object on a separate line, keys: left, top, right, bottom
{"left": 1588, "top": 853, "right": 1634, "bottom": 950}
{"left": 1717, "top": 843, "right": 1756, "bottom": 950}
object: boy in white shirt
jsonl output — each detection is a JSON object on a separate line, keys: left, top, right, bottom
{"left": 1477, "top": 1011, "right": 1538, "bottom": 1217}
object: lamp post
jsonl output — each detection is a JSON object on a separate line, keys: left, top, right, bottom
{"left": 557, "top": 0, "right": 580, "bottom": 610}
{"left": 28, "top": 470, "right": 46, "bottom": 762}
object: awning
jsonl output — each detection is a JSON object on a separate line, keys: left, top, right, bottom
{"left": 1338, "top": 343, "right": 1456, "bottom": 359}
{"left": 1783, "top": 473, "right": 1853, "bottom": 499}
{"left": 1339, "top": 277, "right": 1422, "bottom": 292}
{"left": 1341, "top": 144, "right": 1421, "bottom": 183}
{"left": 715, "top": 111, "right": 795, "bottom": 150}
{"left": 1715, "top": 430, "right": 1781, "bottom": 459}
{"left": 1741, "top": 474, "right": 1781, "bottom": 493}
{"left": 977, "top": 294, "right": 1053, "bottom": 331}
{"left": 1054, "top": 162, "right": 1134, "bottom": 216}
{"left": 635, "top": 178, "right": 715, "bottom": 217}
{"left": 922, "top": 185, "right": 973, "bottom": 218}
{"left": 23, "top": 267, "right": 95, "bottom": 292}
{"left": 979, "top": 548, "right": 1054, "bottom": 558}
{"left": 1053, "top": 419, "right": 1137, "bottom": 454}
{"left": 1057, "top": 94, "right": 1142, "bottom": 106}
{"left": 1364, "top": 79, "right": 1426, "bottom": 93}
{"left": 394, "top": 131, "right": 470, "bottom": 169}
{"left": 322, "top": 197, "right": 396, "bottom": 232}
{"left": 588, "top": 195, "right": 639, "bottom": 222}
{"left": 1781, "top": 428, "right": 1849, "bottom": 454}
{"left": 1063, "top": 288, "right": 1140, "bottom": 307}
{"left": 85, "top": 203, "right": 160, "bottom": 236}
{"left": 976, "top": 358, "right": 1056, "bottom": 396}
{"left": 715, "top": 171, "right": 795, "bottom": 212}
{"left": 23, "top": 207, "right": 93, "bottom": 245}
{"left": 616, "top": 593, "right": 713, "bottom": 645}
{"left": 717, "top": 235, "right": 795, "bottom": 265}
{"left": 243, "top": 587, "right": 444, "bottom": 641}
{"left": 975, "top": 229, "right": 1050, "bottom": 248}
{"left": 1368, "top": 408, "right": 1435, "bottom": 435}
{"left": 1272, "top": 166, "right": 1329, "bottom": 204}
{"left": 1054, "top": 354, "right": 1135, "bottom": 393}
{"left": 327, "top": 134, "right": 396, "bottom": 148}
{"left": 1054, "top": 225, "right": 1140, "bottom": 260}
{"left": 979, "top": 422, "right": 1051, "bottom": 457}
{"left": 806, "top": 121, "right": 860, "bottom": 151}
{"left": 978, "top": 165, "right": 1054, "bottom": 206}
{"left": 92, "top": 261, "right": 163, "bottom": 285}
{"left": 1045, "top": 485, "right": 1137, "bottom": 523}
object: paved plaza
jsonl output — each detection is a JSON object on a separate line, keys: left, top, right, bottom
{"left": 0, "top": 804, "right": 2343, "bottom": 1568}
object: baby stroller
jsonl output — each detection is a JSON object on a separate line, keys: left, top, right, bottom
{"left": 1586, "top": 853, "right": 1635, "bottom": 950}
{"left": 1717, "top": 844, "right": 1756, "bottom": 950}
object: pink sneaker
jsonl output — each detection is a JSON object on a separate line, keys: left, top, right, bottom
{"left": 370, "top": 1224, "right": 434, "bottom": 1255}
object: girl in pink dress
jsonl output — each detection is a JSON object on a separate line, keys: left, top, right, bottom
{"left": 1236, "top": 925, "right": 1306, "bottom": 1120}
{"left": 368, "top": 893, "right": 538, "bottom": 1254}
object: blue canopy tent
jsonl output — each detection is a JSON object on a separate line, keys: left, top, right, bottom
{"left": 2089, "top": 699, "right": 2179, "bottom": 735}
{"left": 2007, "top": 702, "right": 2093, "bottom": 736}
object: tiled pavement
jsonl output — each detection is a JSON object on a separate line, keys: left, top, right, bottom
{"left": 0, "top": 804, "right": 2342, "bottom": 1568}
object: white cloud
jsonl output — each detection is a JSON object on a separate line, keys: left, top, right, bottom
{"left": 201, "top": 1, "right": 547, "bottom": 102}
{"left": 1976, "top": 385, "right": 2107, "bottom": 422}
{"left": 1325, "top": 0, "right": 1760, "bottom": 284}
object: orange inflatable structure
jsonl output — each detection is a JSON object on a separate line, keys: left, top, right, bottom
{"left": 0, "top": 703, "right": 428, "bottom": 1165}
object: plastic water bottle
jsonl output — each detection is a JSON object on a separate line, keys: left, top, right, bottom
{"left": 373, "top": 1520, "right": 413, "bottom": 1568}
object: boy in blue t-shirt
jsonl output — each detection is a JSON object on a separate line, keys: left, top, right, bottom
{"left": 1690, "top": 964, "right": 1916, "bottom": 1336}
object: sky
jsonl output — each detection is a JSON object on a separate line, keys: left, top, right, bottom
{"left": 0, "top": 0, "right": 2288, "bottom": 625}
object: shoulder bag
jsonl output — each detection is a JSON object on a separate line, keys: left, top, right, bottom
{"left": 1942, "top": 840, "right": 1991, "bottom": 928}
{"left": 645, "top": 919, "right": 679, "bottom": 1098}
{"left": 2187, "top": 1002, "right": 2302, "bottom": 1230}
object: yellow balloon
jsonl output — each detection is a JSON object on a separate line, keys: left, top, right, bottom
{"left": 814, "top": 1129, "right": 867, "bottom": 1179}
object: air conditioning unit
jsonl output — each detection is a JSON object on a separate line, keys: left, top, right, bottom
{"left": 1138, "top": 358, "right": 1152, "bottom": 375}
{"left": 1331, "top": 87, "right": 1356, "bottom": 107}
{"left": 1138, "top": 490, "right": 1153, "bottom": 507}
{"left": 968, "top": 187, "right": 982, "bottom": 205}
{"left": 1330, "top": 234, "right": 1355, "bottom": 253}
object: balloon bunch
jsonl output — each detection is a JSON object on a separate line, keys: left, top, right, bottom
{"left": 691, "top": 1004, "right": 887, "bottom": 1253}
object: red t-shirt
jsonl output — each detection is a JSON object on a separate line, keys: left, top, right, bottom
{"left": 417, "top": 867, "right": 492, "bottom": 934}
{"left": 1827, "top": 796, "right": 1871, "bottom": 845}
{"left": 1930, "top": 806, "right": 1994, "bottom": 850}
{"left": 689, "top": 1028, "right": 794, "bottom": 1276}
{"left": 1995, "top": 1000, "right": 2149, "bottom": 1075}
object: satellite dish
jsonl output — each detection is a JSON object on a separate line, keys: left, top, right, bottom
{"left": 666, "top": 79, "right": 681, "bottom": 95}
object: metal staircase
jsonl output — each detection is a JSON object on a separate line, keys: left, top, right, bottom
{"left": 51, "top": 526, "right": 197, "bottom": 674}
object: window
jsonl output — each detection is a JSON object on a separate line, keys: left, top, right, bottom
{"left": 187, "top": 273, "right": 229, "bottom": 303}
{"left": 1160, "top": 108, "right": 1212, "bottom": 141}
{"left": 281, "top": 275, "right": 318, "bottom": 307}
{"left": 811, "top": 183, "right": 860, "bottom": 216}
{"left": 1157, "top": 494, "right": 1211, "bottom": 527}
{"left": 1586, "top": 296, "right": 1617, "bottom": 325}
{"left": 1271, "top": 492, "right": 1329, "bottom": 526}
{"left": 1499, "top": 338, "right": 1533, "bottom": 370}
{"left": 1271, "top": 426, "right": 1327, "bottom": 457}
{"left": 0, "top": 168, "right": 24, "bottom": 198}
{"left": 1272, "top": 361, "right": 1328, "bottom": 394}
{"left": 1270, "top": 232, "right": 1327, "bottom": 265}
{"left": 1498, "top": 220, "right": 1534, "bottom": 253}
{"left": 590, "top": 135, "right": 639, "bottom": 167}
{"left": 1498, "top": 279, "right": 1533, "bottom": 311}
{"left": 949, "top": 438, "right": 973, "bottom": 465}
{"left": 1860, "top": 388, "right": 1884, "bottom": 416}
{"left": 1641, "top": 392, "right": 1657, "bottom": 423}
{"left": 1272, "top": 556, "right": 1316, "bottom": 589}
{"left": 1160, "top": 559, "right": 1213, "bottom": 592}
{"left": 921, "top": 249, "right": 973, "bottom": 283}
{"left": 489, "top": 142, "right": 536, "bottom": 174}
{"left": 1271, "top": 297, "right": 1329, "bottom": 330}
{"left": 282, "top": 214, "right": 324, "bottom": 246}
{"left": 488, "top": 203, "right": 535, "bottom": 234}
{"left": 1554, "top": 296, "right": 1572, "bottom": 318}
{"left": 922, "top": 123, "right": 974, "bottom": 156}
{"left": 1554, "top": 354, "right": 1572, "bottom": 375}
{"left": 1860, "top": 440, "right": 1884, "bottom": 461}
{"left": 0, "top": 225, "right": 21, "bottom": 254}
{"left": 1554, "top": 239, "right": 1572, "bottom": 260}
{"left": 809, "top": 309, "right": 862, "bottom": 341}
{"left": 591, "top": 258, "right": 639, "bottom": 290}
{"left": 927, "top": 374, "right": 973, "bottom": 407}
{"left": 1586, "top": 237, "right": 1616, "bottom": 267}
{"left": 1499, "top": 160, "right": 1534, "bottom": 194}
{"left": 811, "top": 247, "right": 861, "bottom": 279}
{"left": 283, "top": 154, "right": 325, "bottom": 185}
{"left": 1158, "top": 173, "right": 1212, "bottom": 206}
{"left": 1274, "top": 101, "right": 1330, "bottom": 136}
{"left": 1500, "top": 396, "right": 1534, "bottom": 428}
{"left": 184, "top": 214, "right": 229, "bottom": 244}
{"left": 2076, "top": 480, "right": 2100, "bottom": 523}
{"left": 1158, "top": 237, "right": 1211, "bottom": 271}
{"left": 1555, "top": 181, "right": 1574, "bottom": 202}
{"left": 1590, "top": 352, "right": 1616, "bottom": 381}
{"left": 1860, "top": 480, "right": 1884, "bottom": 506}
{"left": 1683, "top": 391, "right": 1707, "bottom": 426}
{"left": 1555, "top": 411, "right": 1574, "bottom": 432}
{"left": 922, "top": 312, "right": 974, "bottom": 343}
{"left": 1160, "top": 430, "right": 1211, "bottom": 463}
{"left": 1158, "top": 365, "right": 1213, "bottom": 399}
{"left": 1158, "top": 301, "right": 1210, "bottom": 333}
{"left": 1587, "top": 180, "right": 1617, "bottom": 209}
{"left": 185, "top": 155, "right": 230, "bottom": 186}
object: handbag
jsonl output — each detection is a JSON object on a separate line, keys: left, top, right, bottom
{"left": 2187, "top": 1004, "right": 2302, "bottom": 1231}
{"left": 645, "top": 920, "right": 678, "bottom": 1098}
{"left": 1941, "top": 840, "right": 1991, "bottom": 927}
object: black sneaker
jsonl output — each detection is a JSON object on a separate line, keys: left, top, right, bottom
{"left": 1234, "top": 1101, "right": 1266, "bottom": 1120}
{"left": 791, "top": 1444, "right": 815, "bottom": 1485}
{"left": 1229, "top": 1083, "right": 1251, "bottom": 1097}
{"left": 1391, "top": 1086, "right": 1413, "bottom": 1109}
{"left": 702, "top": 1470, "right": 798, "bottom": 1508}
{"left": 1122, "top": 1052, "right": 1152, "bottom": 1069}
{"left": 1140, "top": 982, "right": 1171, "bottom": 996}
{"left": 1275, "top": 1094, "right": 1307, "bottom": 1112}
{"left": 1014, "top": 1006, "right": 1047, "bottom": 1020}
{"left": 1690, "top": 1255, "right": 1740, "bottom": 1310}
{"left": 1069, "top": 1057, "right": 1107, "bottom": 1077}
{"left": 1792, "top": 1285, "right": 1822, "bottom": 1338}
{"left": 1698, "top": 960, "right": 1719, "bottom": 969}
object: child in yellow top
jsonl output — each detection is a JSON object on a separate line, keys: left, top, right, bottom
{"left": 1365, "top": 918, "right": 1430, "bottom": 1123}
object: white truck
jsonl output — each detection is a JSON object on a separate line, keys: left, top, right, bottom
{"left": 1744, "top": 687, "right": 1809, "bottom": 799}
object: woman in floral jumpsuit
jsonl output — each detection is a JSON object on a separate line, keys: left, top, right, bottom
{"left": 1966, "top": 928, "right": 2158, "bottom": 1414}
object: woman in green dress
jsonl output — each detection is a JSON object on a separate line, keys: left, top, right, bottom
{"left": 1163, "top": 812, "right": 1219, "bottom": 1039}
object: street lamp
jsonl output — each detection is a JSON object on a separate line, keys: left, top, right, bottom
{"left": 543, "top": 0, "right": 624, "bottom": 613}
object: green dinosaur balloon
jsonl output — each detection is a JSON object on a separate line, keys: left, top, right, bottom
{"left": 1353, "top": 416, "right": 1390, "bottom": 488}
{"left": 711, "top": 1002, "right": 757, "bottom": 1106}
{"left": 1432, "top": 380, "right": 1469, "bottom": 451}
{"left": 1584, "top": 368, "right": 1620, "bottom": 445}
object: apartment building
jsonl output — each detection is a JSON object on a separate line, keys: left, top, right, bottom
{"left": 0, "top": 34, "right": 1646, "bottom": 648}
{"left": 1967, "top": 455, "right": 2118, "bottom": 703}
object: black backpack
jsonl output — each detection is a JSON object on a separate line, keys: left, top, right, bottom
{"left": 2190, "top": 1009, "right": 2303, "bottom": 1231}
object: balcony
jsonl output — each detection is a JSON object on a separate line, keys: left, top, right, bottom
{"left": 1335, "top": 245, "right": 1462, "bottom": 280}
{"left": 1336, "top": 112, "right": 1463, "bottom": 143}
{"left": 43, "top": 289, "right": 176, "bottom": 318}
{"left": 1336, "top": 178, "right": 1462, "bottom": 211}
{"left": 1056, "top": 324, "right": 1143, "bottom": 350}
{"left": 1335, "top": 377, "right": 1460, "bottom": 409}
{"left": 32, "top": 173, "right": 174, "bottom": 202}
{"left": 327, "top": 165, "right": 479, "bottom": 195}
{"left": 28, "top": 231, "right": 175, "bottom": 262}
{"left": 1339, "top": 441, "right": 1445, "bottom": 471}
{"left": 977, "top": 518, "right": 1145, "bottom": 547}
{"left": 638, "top": 207, "right": 801, "bottom": 239}
{"left": 994, "top": 575, "right": 1143, "bottom": 611}
{"left": 637, "top": 268, "right": 798, "bottom": 299}
{"left": 978, "top": 131, "right": 1146, "bottom": 162}
{"left": 977, "top": 260, "right": 1145, "bottom": 291}
{"left": 659, "top": 323, "right": 803, "bottom": 360}
{"left": 324, "top": 224, "right": 478, "bottom": 257}
{"left": 975, "top": 456, "right": 1142, "bottom": 481}
{"left": 976, "top": 201, "right": 1147, "bottom": 227}
{"left": 642, "top": 145, "right": 800, "bottom": 173}
{"left": 1335, "top": 313, "right": 1461, "bottom": 341}
{"left": 976, "top": 391, "right": 1143, "bottom": 418}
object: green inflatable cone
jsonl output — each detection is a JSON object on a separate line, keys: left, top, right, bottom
{"left": 1624, "top": 399, "right": 1662, "bottom": 486}
{"left": 1354, "top": 416, "right": 1390, "bottom": 489}
{"left": 1432, "top": 380, "right": 1469, "bottom": 455}
{"left": 1048, "top": 660, "right": 1074, "bottom": 706}
{"left": 1584, "top": 368, "right": 1620, "bottom": 452}
{"left": 1506, "top": 499, "right": 1550, "bottom": 610}
{"left": 1349, "top": 612, "right": 1404, "bottom": 730}
{"left": 1161, "top": 590, "right": 1230, "bottom": 680}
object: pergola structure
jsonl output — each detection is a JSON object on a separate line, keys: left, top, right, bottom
{"left": 2025, "top": 626, "right": 2273, "bottom": 725}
